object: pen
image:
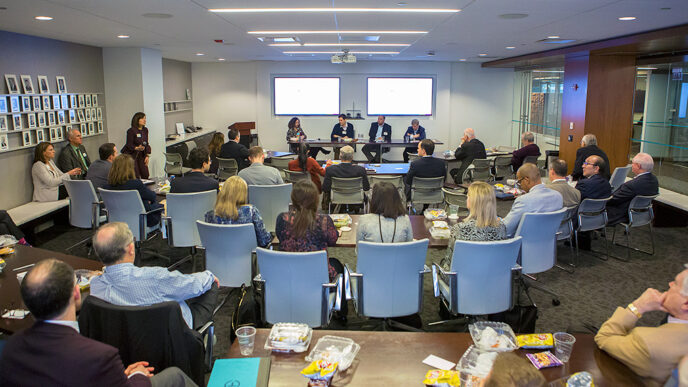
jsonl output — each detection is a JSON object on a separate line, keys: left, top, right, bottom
{"left": 13, "top": 263, "right": 35, "bottom": 272}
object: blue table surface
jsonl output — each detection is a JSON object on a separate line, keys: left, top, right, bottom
{"left": 266, "top": 151, "right": 294, "bottom": 158}
{"left": 322, "top": 162, "right": 410, "bottom": 175}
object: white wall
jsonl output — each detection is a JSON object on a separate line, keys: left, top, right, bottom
{"left": 192, "top": 60, "right": 514, "bottom": 159}
{"left": 140, "top": 48, "right": 165, "bottom": 177}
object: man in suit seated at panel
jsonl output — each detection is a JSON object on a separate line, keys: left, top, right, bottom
{"left": 575, "top": 155, "right": 612, "bottom": 201}
{"left": 402, "top": 119, "right": 427, "bottom": 162}
{"left": 330, "top": 114, "right": 355, "bottom": 160}
{"left": 238, "top": 146, "right": 284, "bottom": 186}
{"left": 219, "top": 127, "right": 249, "bottom": 170}
{"left": 57, "top": 128, "right": 91, "bottom": 180}
{"left": 170, "top": 148, "right": 219, "bottom": 193}
{"left": 0, "top": 258, "right": 196, "bottom": 386}
{"left": 510, "top": 131, "right": 541, "bottom": 171}
{"left": 404, "top": 139, "right": 446, "bottom": 201}
{"left": 362, "top": 115, "right": 392, "bottom": 163}
{"left": 323, "top": 145, "right": 370, "bottom": 194}
{"left": 87, "top": 142, "right": 117, "bottom": 191}
{"left": 451, "top": 127, "right": 487, "bottom": 184}
{"left": 606, "top": 152, "right": 659, "bottom": 225}
{"left": 503, "top": 163, "right": 563, "bottom": 237}
{"left": 571, "top": 134, "right": 610, "bottom": 181}
{"left": 595, "top": 266, "right": 688, "bottom": 386}
{"left": 545, "top": 158, "right": 580, "bottom": 208}
{"left": 90, "top": 222, "right": 219, "bottom": 331}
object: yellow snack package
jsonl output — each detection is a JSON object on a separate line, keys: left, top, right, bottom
{"left": 517, "top": 333, "right": 554, "bottom": 349}
{"left": 301, "top": 360, "right": 338, "bottom": 386}
{"left": 423, "top": 369, "right": 461, "bottom": 387}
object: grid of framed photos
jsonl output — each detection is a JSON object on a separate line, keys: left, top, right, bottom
{"left": 1, "top": 79, "right": 104, "bottom": 152}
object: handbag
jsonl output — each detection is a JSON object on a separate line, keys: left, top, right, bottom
{"left": 488, "top": 304, "right": 539, "bottom": 334}
{"left": 230, "top": 284, "right": 264, "bottom": 342}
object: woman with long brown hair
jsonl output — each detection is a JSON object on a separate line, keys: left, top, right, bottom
{"left": 287, "top": 143, "right": 326, "bottom": 193}
{"left": 356, "top": 182, "right": 413, "bottom": 243}
{"left": 105, "top": 154, "right": 163, "bottom": 225}
{"left": 207, "top": 132, "right": 224, "bottom": 175}
{"left": 31, "top": 142, "right": 81, "bottom": 202}
{"left": 121, "top": 112, "right": 151, "bottom": 179}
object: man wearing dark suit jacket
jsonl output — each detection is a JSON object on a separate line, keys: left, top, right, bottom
{"left": 87, "top": 142, "right": 117, "bottom": 192}
{"left": 572, "top": 134, "right": 610, "bottom": 181}
{"left": 331, "top": 114, "right": 355, "bottom": 160}
{"left": 405, "top": 139, "right": 446, "bottom": 200}
{"left": 323, "top": 145, "right": 370, "bottom": 193}
{"left": 607, "top": 152, "right": 659, "bottom": 225}
{"left": 362, "top": 115, "right": 392, "bottom": 163}
{"left": 57, "top": 128, "right": 91, "bottom": 180}
{"left": 451, "top": 128, "right": 487, "bottom": 184}
{"left": 219, "top": 127, "right": 250, "bottom": 170}
{"left": 402, "top": 119, "right": 427, "bottom": 162}
{"left": 0, "top": 258, "right": 195, "bottom": 387}
{"left": 170, "top": 148, "right": 219, "bottom": 193}
{"left": 576, "top": 155, "right": 612, "bottom": 200}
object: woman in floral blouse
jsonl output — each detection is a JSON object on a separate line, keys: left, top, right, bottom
{"left": 205, "top": 176, "right": 272, "bottom": 247}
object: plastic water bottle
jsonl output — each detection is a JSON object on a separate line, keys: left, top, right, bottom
{"left": 567, "top": 372, "right": 593, "bottom": 387}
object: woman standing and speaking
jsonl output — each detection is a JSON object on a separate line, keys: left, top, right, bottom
{"left": 122, "top": 112, "right": 151, "bottom": 179}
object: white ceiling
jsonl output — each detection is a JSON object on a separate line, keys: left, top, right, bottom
{"left": 0, "top": 0, "right": 687, "bottom": 63}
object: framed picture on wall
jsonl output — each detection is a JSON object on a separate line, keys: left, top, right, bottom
{"left": 78, "top": 94, "right": 84, "bottom": 108}
{"left": 90, "top": 108, "right": 96, "bottom": 120}
{"left": 10, "top": 96, "right": 20, "bottom": 112}
{"left": 36, "top": 129, "right": 45, "bottom": 143}
{"left": 68, "top": 110, "right": 75, "bottom": 123}
{"left": 4, "top": 74, "right": 20, "bottom": 94}
{"left": 57, "top": 110, "right": 65, "bottom": 125}
{"left": 49, "top": 127, "right": 56, "bottom": 141}
{"left": 0, "top": 134, "right": 8, "bottom": 151}
{"left": 96, "top": 108, "right": 102, "bottom": 121}
{"left": 0, "top": 116, "right": 7, "bottom": 132}
{"left": 42, "top": 95, "right": 51, "bottom": 111}
{"left": 22, "top": 131, "right": 32, "bottom": 147}
{"left": 22, "top": 97, "right": 31, "bottom": 112}
{"left": 84, "top": 108, "right": 91, "bottom": 121}
{"left": 47, "top": 111, "right": 56, "bottom": 126}
{"left": 52, "top": 95, "right": 61, "bottom": 110}
{"left": 20, "top": 75, "right": 35, "bottom": 94}
{"left": 56, "top": 126, "right": 63, "bottom": 140}
{"left": 56, "top": 76, "right": 67, "bottom": 94}
{"left": 60, "top": 95, "right": 68, "bottom": 110}
{"left": 37, "top": 75, "right": 50, "bottom": 94}
{"left": 97, "top": 121, "right": 103, "bottom": 133}
{"left": 28, "top": 113, "right": 36, "bottom": 129}
{"left": 12, "top": 114, "right": 22, "bottom": 130}
{"left": 92, "top": 94, "right": 98, "bottom": 106}
{"left": 85, "top": 94, "right": 92, "bottom": 107}
{"left": 88, "top": 122, "right": 94, "bottom": 135}
{"left": 32, "top": 96, "right": 41, "bottom": 111}
{"left": 77, "top": 109, "right": 84, "bottom": 122}
{"left": 70, "top": 94, "right": 77, "bottom": 108}
{"left": 0, "top": 97, "right": 7, "bottom": 113}
{"left": 80, "top": 123, "right": 86, "bottom": 136}
{"left": 37, "top": 112, "right": 46, "bottom": 127}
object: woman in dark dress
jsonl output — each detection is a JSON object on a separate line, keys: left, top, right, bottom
{"left": 104, "top": 154, "right": 163, "bottom": 226}
{"left": 121, "top": 112, "right": 151, "bottom": 179}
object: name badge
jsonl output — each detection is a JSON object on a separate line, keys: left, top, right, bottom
{"left": 383, "top": 132, "right": 388, "bottom": 136}
{"left": 143, "top": 141, "right": 147, "bottom": 145}
{"left": 82, "top": 152, "right": 87, "bottom": 157}
{"left": 137, "top": 133, "right": 142, "bottom": 138}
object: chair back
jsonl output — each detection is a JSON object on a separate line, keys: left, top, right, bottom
{"left": 408, "top": 153, "right": 421, "bottom": 162}
{"left": 523, "top": 155, "right": 539, "bottom": 165}
{"left": 196, "top": 221, "right": 256, "bottom": 287}
{"left": 369, "top": 175, "right": 403, "bottom": 190}
{"left": 166, "top": 190, "right": 217, "bottom": 247}
{"left": 164, "top": 153, "right": 185, "bottom": 176}
{"left": 557, "top": 205, "right": 578, "bottom": 241}
{"left": 78, "top": 296, "right": 205, "bottom": 386}
{"left": 284, "top": 169, "right": 310, "bottom": 183}
{"left": 627, "top": 194, "right": 658, "bottom": 227}
{"left": 331, "top": 177, "right": 364, "bottom": 205}
{"left": 442, "top": 188, "right": 467, "bottom": 209}
{"left": 449, "top": 237, "right": 522, "bottom": 315}
{"left": 248, "top": 184, "right": 292, "bottom": 233}
{"left": 493, "top": 156, "right": 513, "bottom": 180}
{"left": 411, "top": 176, "right": 444, "bottom": 204}
{"left": 356, "top": 239, "right": 429, "bottom": 317}
{"left": 577, "top": 197, "right": 611, "bottom": 232}
{"left": 186, "top": 140, "right": 197, "bottom": 154}
{"left": 99, "top": 188, "right": 146, "bottom": 241}
{"left": 256, "top": 248, "right": 329, "bottom": 327}
{"left": 216, "top": 157, "right": 238, "bottom": 180}
{"left": 268, "top": 155, "right": 295, "bottom": 171}
{"left": 469, "top": 159, "right": 492, "bottom": 182}
{"left": 63, "top": 179, "right": 100, "bottom": 229}
{"left": 515, "top": 208, "right": 567, "bottom": 275}
{"left": 609, "top": 165, "right": 631, "bottom": 192}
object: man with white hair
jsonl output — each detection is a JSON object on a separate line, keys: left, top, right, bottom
{"left": 322, "top": 145, "right": 369, "bottom": 194}
{"left": 572, "top": 134, "right": 610, "bottom": 181}
{"left": 510, "top": 131, "right": 541, "bottom": 170}
{"left": 57, "top": 128, "right": 91, "bottom": 180}
{"left": 606, "top": 152, "right": 659, "bottom": 225}
{"left": 451, "top": 127, "right": 487, "bottom": 184}
{"left": 595, "top": 265, "right": 688, "bottom": 385}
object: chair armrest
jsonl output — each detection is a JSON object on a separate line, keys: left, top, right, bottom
{"left": 91, "top": 201, "right": 103, "bottom": 229}
{"left": 344, "top": 264, "right": 363, "bottom": 315}
{"left": 163, "top": 216, "right": 174, "bottom": 247}
{"left": 417, "top": 265, "right": 431, "bottom": 311}
{"left": 138, "top": 207, "right": 166, "bottom": 241}
{"left": 321, "top": 274, "right": 343, "bottom": 326}
{"left": 432, "top": 263, "right": 457, "bottom": 313}
{"left": 197, "top": 320, "right": 214, "bottom": 335}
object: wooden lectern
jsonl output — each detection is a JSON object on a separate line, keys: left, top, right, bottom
{"left": 228, "top": 122, "right": 257, "bottom": 148}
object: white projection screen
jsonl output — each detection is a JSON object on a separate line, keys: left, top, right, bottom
{"left": 274, "top": 77, "right": 340, "bottom": 115}
{"left": 367, "top": 77, "right": 434, "bottom": 116}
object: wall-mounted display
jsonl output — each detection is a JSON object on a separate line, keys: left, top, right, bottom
{"left": 52, "top": 95, "right": 61, "bottom": 110}
{"left": 36, "top": 129, "right": 45, "bottom": 142}
{"left": 22, "top": 97, "right": 31, "bottom": 112}
{"left": 57, "top": 110, "right": 65, "bottom": 125}
{"left": 4, "top": 74, "right": 19, "bottom": 94}
{"left": 0, "top": 97, "right": 6, "bottom": 113}
{"left": 32, "top": 96, "right": 41, "bottom": 111}
{"left": 85, "top": 94, "right": 92, "bottom": 107}
{"left": 42, "top": 95, "right": 50, "bottom": 111}
{"left": 0, "top": 133, "right": 8, "bottom": 151}
{"left": 37, "top": 112, "right": 46, "bottom": 127}
{"left": 37, "top": 75, "right": 50, "bottom": 94}
{"left": 10, "top": 96, "right": 20, "bottom": 112}
{"left": 0, "top": 116, "right": 7, "bottom": 132}
{"left": 20, "top": 75, "right": 35, "bottom": 94}
{"left": 22, "top": 131, "right": 31, "bottom": 147}
{"left": 12, "top": 114, "right": 21, "bottom": 130}
{"left": 28, "top": 113, "right": 36, "bottom": 129}
{"left": 47, "top": 111, "right": 55, "bottom": 126}
{"left": 56, "top": 76, "right": 67, "bottom": 94}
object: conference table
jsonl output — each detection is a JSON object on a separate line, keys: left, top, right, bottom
{"left": 323, "top": 161, "right": 410, "bottom": 175}
{"left": 289, "top": 138, "right": 444, "bottom": 148}
{"left": 225, "top": 329, "right": 644, "bottom": 386}
{"left": 0, "top": 245, "right": 103, "bottom": 334}
{"left": 265, "top": 151, "right": 294, "bottom": 159}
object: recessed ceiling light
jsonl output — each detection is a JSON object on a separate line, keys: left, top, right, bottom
{"left": 248, "top": 30, "right": 427, "bottom": 34}
{"left": 459, "top": 59, "right": 467, "bottom": 61}
{"left": 117, "top": 35, "right": 130, "bottom": 39}
{"left": 283, "top": 51, "right": 399, "bottom": 54}
{"left": 218, "top": 58, "right": 226, "bottom": 61}
{"left": 34, "top": 16, "right": 53, "bottom": 21}
{"left": 499, "top": 13, "right": 528, "bottom": 19}
{"left": 618, "top": 16, "right": 637, "bottom": 21}
{"left": 397, "top": 2, "right": 407, "bottom": 6}
{"left": 478, "top": 53, "right": 487, "bottom": 56}
{"left": 506, "top": 46, "right": 515, "bottom": 49}
{"left": 195, "top": 52, "right": 205, "bottom": 56}
{"left": 532, "top": 70, "right": 565, "bottom": 73}
{"left": 547, "top": 35, "right": 560, "bottom": 39}
{"left": 269, "top": 43, "right": 410, "bottom": 47}
{"left": 209, "top": 8, "right": 459, "bottom": 13}
{"left": 142, "top": 13, "right": 173, "bottom": 18}
{"left": 637, "top": 67, "right": 657, "bottom": 70}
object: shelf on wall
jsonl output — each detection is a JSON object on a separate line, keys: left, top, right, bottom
{"left": 164, "top": 108, "right": 193, "bottom": 114}
{"left": 164, "top": 99, "right": 192, "bottom": 104}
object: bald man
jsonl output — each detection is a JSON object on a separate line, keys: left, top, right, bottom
{"left": 575, "top": 155, "right": 612, "bottom": 201}
{"left": 503, "top": 163, "right": 563, "bottom": 237}
{"left": 451, "top": 128, "right": 487, "bottom": 184}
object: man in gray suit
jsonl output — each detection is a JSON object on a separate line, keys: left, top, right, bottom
{"left": 503, "top": 163, "right": 563, "bottom": 237}
{"left": 546, "top": 158, "right": 580, "bottom": 207}
{"left": 237, "top": 146, "right": 284, "bottom": 186}
{"left": 57, "top": 129, "right": 91, "bottom": 180}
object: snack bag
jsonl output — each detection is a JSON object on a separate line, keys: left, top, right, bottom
{"left": 301, "top": 360, "right": 338, "bottom": 386}
{"left": 525, "top": 351, "right": 563, "bottom": 369}
{"left": 517, "top": 333, "right": 554, "bottom": 349}
{"left": 422, "top": 369, "right": 461, "bottom": 387}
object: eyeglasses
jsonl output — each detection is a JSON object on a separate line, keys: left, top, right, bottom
{"left": 583, "top": 161, "right": 598, "bottom": 167}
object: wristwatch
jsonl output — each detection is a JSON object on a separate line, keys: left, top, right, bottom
{"left": 627, "top": 303, "right": 642, "bottom": 318}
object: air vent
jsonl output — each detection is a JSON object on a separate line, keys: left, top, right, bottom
{"left": 538, "top": 38, "right": 576, "bottom": 44}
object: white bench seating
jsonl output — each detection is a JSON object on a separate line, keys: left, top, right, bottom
{"left": 8, "top": 199, "right": 70, "bottom": 226}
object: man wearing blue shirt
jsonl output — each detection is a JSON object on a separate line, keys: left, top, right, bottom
{"left": 362, "top": 115, "right": 392, "bottom": 163}
{"left": 331, "top": 114, "right": 355, "bottom": 160}
{"left": 403, "top": 119, "right": 426, "bottom": 162}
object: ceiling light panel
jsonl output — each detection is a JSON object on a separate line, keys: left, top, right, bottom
{"left": 283, "top": 51, "right": 400, "bottom": 54}
{"left": 248, "top": 30, "right": 428, "bottom": 34}
{"left": 269, "top": 43, "right": 411, "bottom": 47}
{"left": 209, "top": 8, "right": 460, "bottom": 13}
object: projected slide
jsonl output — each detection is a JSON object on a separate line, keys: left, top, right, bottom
{"left": 274, "top": 77, "right": 340, "bottom": 115}
{"left": 367, "top": 77, "right": 433, "bottom": 116}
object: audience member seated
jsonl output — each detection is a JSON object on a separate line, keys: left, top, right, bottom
{"left": 362, "top": 115, "right": 392, "bottom": 163}
{"left": 204, "top": 176, "right": 271, "bottom": 247}
{"left": 32, "top": 142, "right": 81, "bottom": 202}
{"left": 219, "top": 127, "right": 249, "bottom": 170}
{"left": 322, "top": 145, "right": 370, "bottom": 194}
{"left": 607, "top": 152, "right": 659, "bottom": 225}
{"left": 356, "top": 182, "right": 412, "bottom": 243}
{"left": 545, "top": 158, "right": 581, "bottom": 207}
{"left": 404, "top": 139, "right": 446, "bottom": 200}
{"left": 575, "top": 155, "right": 612, "bottom": 200}
{"left": 238, "top": 146, "right": 284, "bottom": 186}
{"left": 170, "top": 148, "right": 219, "bottom": 194}
{"left": 288, "top": 143, "right": 326, "bottom": 193}
{"left": 90, "top": 222, "right": 219, "bottom": 330}
{"left": 87, "top": 143, "right": 117, "bottom": 192}
{"left": 503, "top": 163, "right": 563, "bottom": 237}
{"left": 483, "top": 352, "right": 546, "bottom": 387}
{"left": 572, "top": 134, "right": 610, "bottom": 181}
{"left": 510, "top": 131, "right": 541, "bottom": 171}
{"left": 451, "top": 127, "right": 487, "bottom": 184}
{"left": 0, "top": 210, "right": 30, "bottom": 246}
{"left": 104, "top": 154, "right": 163, "bottom": 226}
{"left": 442, "top": 182, "right": 507, "bottom": 269}
{"left": 402, "top": 118, "right": 427, "bottom": 162}
{"left": 0, "top": 258, "right": 196, "bottom": 387}
{"left": 330, "top": 114, "right": 355, "bottom": 160}
{"left": 57, "top": 128, "right": 91, "bottom": 180}
{"left": 595, "top": 266, "right": 688, "bottom": 386}
{"left": 207, "top": 132, "right": 225, "bottom": 175}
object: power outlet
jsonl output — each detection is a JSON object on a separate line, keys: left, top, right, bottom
{"left": 569, "top": 122, "right": 574, "bottom": 130}
{"left": 568, "top": 135, "right": 574, "bottom": 142}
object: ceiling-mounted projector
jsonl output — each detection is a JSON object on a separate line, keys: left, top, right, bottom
{"left": 331, "top": 51, "right": 356, "bottom": 64}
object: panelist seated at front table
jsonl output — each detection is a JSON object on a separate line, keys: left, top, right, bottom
{"left": 402, "top": 119, "right": 426, "bottom": 162}
{"left": 331, "top": 114, "right": 355, "bottom": 159}
{"left": 286, "top": 116, "right": 329, "bottom": 158}
{"left": 362, "top": 115, "right": 392, "bottom": 163}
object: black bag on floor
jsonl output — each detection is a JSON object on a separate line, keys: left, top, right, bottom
{"left": 488, "top": 304, "right": 538, "bottom": 333}
{"left": 230, "top": 284, "right": 264, "bottom": 342}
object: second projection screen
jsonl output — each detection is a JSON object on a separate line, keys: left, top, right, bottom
{"left": 367, "top": 77, "right": 433, "bottom": 116}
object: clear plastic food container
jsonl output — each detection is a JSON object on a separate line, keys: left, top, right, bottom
{"left": 264, "top": 323, "right": 312, "bottom": 353}
{"left": 424, "top": 208, "right": 447, "bottom": 220}
{"left": 305, "top": 335, "right": 360, "bottom": 371}
{"left": 469, "top": 321, "right": 518, "bottom": 352}
{"left": 456, "top": 345, "right": 498, "bottom": 386}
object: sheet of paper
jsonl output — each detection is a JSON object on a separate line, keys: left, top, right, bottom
{"left": 422, "top": 354, "right": 456, "bottom": 370}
